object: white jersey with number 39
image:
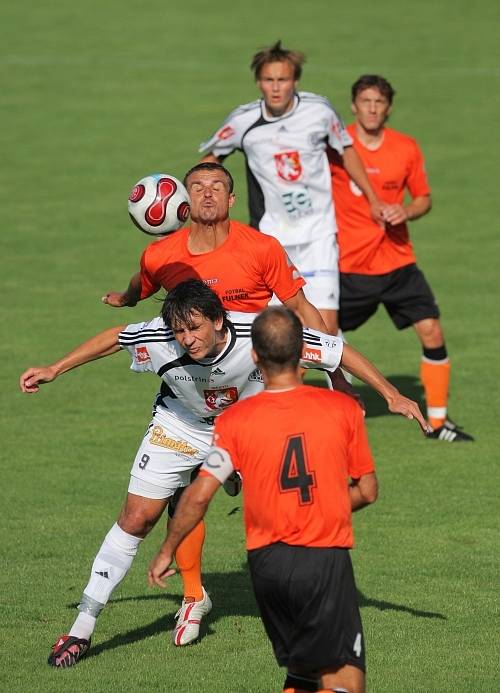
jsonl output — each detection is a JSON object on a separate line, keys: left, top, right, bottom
{"left": 200, "top": 92, "right": 352, "bottom": 246}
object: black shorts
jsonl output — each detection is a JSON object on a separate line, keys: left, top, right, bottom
{"left": 247, "top": 543, "right": 365, "bottom": 674}
{"left": 339, "top": 263, "right": 440, "bottom": 331}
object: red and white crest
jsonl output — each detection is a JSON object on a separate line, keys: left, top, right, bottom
{"left": 204, "top": 387, "right": 238, "bottom": 411}
{"left": 135, "top": 346, "right": 151, "bottom": 364}
{"left": 217, "top": 125, "right": 235, "bottom": 141}
{"left": 274, "top": 151, "right": 303, "bottom": 181}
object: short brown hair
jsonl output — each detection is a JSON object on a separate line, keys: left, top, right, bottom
{"left": 250, "top": 40, "right": 305, "bottom": 80}
{"left": 251, "top": 307, "right": 303, "bottom": 375}
{"left": 351, "top": 75, "right": 396, "bottom": 105}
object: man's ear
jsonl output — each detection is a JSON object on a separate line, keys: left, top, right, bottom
{"left": 228, "top": 192, "right": 236, "bottom": 209}
{"left": 251, "top": 348, "right": 258, "bottom": 365}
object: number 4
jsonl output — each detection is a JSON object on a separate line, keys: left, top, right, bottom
{"left": 279, "top": 434, "right": 316, "bottom": 505}
{"left": 353, "top": 632, "right": 362, "bottom": 657}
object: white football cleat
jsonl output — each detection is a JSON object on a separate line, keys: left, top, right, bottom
{"left": 172, "top": 587, "right": 212, "bottom": 646}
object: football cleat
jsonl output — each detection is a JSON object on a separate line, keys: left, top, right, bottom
{"left": 222, "top": 470, "right": 242, "bottom": 497}
{"left": 427, "top": 419, "right": 474, "bottom": 442}
{"left": 173, "top": 587, "right": 212, "bottom": 646}
{"left": 47, "top": 634, "right": 91, "bottom": 667}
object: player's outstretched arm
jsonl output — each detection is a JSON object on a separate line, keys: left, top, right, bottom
{"left": 19, "top": 326, "right": 124, "bottom": 393}
{"left": 102, "top": 271, "right": 142, "bottom": 308}
{"left": 283, "top": 290, "right": 329, "bottom": 333}
{"left": 148, "top": 475, "right": 220, "bottom": 589}
{"left": 341, "top": 344, "right": 431, "bottom": 434}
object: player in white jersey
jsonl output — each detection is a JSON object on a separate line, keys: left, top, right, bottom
{"left": 19, "top": 280, "right": 345, "bottom": 668}
{"left": 200, "top": 41, "right": 383, "bottom": 335}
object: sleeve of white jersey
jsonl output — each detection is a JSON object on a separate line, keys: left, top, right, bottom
{"left": 300, "top": 328, "right": 343, "bottom": 373}
{"left": 198, "top": 107, "right": 247, "bottom": 158}
{"left": 118, "top": 320, "right": 157, "bottom": 373}
{"left": 200, "top": 446, "right": 235, "bottom": 484}
{"left": 326, "top": 103, "right": 353, "bottom": 154}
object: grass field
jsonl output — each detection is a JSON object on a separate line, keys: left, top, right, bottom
{"left": 2, "top": 1, "right": 500, "bottom": 691}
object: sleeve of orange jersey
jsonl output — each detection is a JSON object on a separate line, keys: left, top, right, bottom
{"left": 347, "top": 402, "right": 376, "bottom": 479}
{"left": 261, "top": 236, "right": 306, "bottom": 303}
{"left": 139, "top": 245, "right": 161, "bottom": 300}
{"left": 406, "top": 138, "right": 431, "bottom": 199}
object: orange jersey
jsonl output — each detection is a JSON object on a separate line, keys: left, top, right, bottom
{"left": 206, "top": 385, "right": 375, "bottom": 550}
{"left": 330, "top": 125, "right": 431, "bottom": 275}
{"left": 139, "top": 220, "right": 305, "bottom": 312}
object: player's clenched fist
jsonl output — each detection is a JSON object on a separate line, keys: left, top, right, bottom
{"left": 19, "top": 366, "right": 58, "bottom": 393}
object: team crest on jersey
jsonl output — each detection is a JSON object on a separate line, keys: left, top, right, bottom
{"left": 217, "top": 125, "right": 235, "bottom": 141}
{"left": 135, "top": 346, "right": 151, "bottom": 364}
{"left": 248, "top": 368, "right": 263, "bottom": 383}
{"left": 302, "top": 346, "right": 322, "bottom": 363}
{"left": 274, "top": 151, "right": 303, "bottom": 182}
{"left": 204, "top": 386, "right": 238, "bottom": 410}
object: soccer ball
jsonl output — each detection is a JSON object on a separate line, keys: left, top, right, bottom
{"left": 128, "top": 173, "right": 190, "bottom": 236}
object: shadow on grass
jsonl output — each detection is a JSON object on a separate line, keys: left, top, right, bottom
{"left": 71, "top": 561, "right": 444, "bottom": 660}
{"left": 355, "top": 374, "right": 425, "bottom": 420}
{"left": 357, "top": 590, "right": 446, "bottom": 620}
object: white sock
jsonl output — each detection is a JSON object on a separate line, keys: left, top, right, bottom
{"left": 68, "top": 523, "right": 142, "bottom": 639}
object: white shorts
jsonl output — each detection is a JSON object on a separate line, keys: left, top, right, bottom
{"left": 275, "top": 235, "right": 340, "bottom": 311}
{"left": 128, "top": 408, "right": 213, "bottom": 500}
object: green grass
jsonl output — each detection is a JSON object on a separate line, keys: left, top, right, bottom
{"left": 1, "top": 0, "right": 500, "bottom": 690}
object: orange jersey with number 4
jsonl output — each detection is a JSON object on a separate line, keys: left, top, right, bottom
{"left": 211, "top": 384, "right": 375, "bottom": 550}
{"left": 330, "top": 125, "right": 431, "bottom": 275}
{"left": 139, "top": 220, "right": 305, "bottom": 312}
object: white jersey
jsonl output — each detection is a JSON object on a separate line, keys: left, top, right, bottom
{"left": 200, "top": 92, "right": 352, "bottom": 246}
{"left": 118, "top": 311, "right": 343, "bottom": 431}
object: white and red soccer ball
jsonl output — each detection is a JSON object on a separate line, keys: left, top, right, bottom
{"left": 128, "top": 174, "right": 190, "bottom": 236}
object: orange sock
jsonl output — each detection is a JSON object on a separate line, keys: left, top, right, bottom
{"left": 174, "top": 520, "right": 205, "bottom": 601}
{"left": 420, "top": 358, "right": 450, "bottom": 428}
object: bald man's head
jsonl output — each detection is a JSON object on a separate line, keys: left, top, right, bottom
{"left": 251, "top": 307, "right": 303, "bottom": 375}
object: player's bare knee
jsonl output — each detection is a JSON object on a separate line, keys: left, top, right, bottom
{"left": 118, "top": 502, "right": 161, "bottom": 537}
{"left": 414, "top": 318, "right": 444, "bottom": 348}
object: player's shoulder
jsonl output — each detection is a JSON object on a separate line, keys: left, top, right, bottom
{"left": 229, "top": 220, "right": 279, "bottom": 247}
{"left": 298, "top": 91, "right": 333, "bottom": 108}
{"left": 302, "top": 384, "right": 361, "bottom": 411}
{"left": 225, "top": 99, "right": 262, "bottom": 121}
{"left": 228, "top": 311, "right": 256, "bottom": 332}
{"left": 384, "top": 127, "right": 422, "bottom": 149}
{"left": 119, "top": 315, "right": 174, "bottom": 344}
{"left": 142, "top": 226, "right": 189, "bottom": 257}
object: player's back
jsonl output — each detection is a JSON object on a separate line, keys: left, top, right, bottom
{"left": 215, "top": 384, "right": 374, "bottom": 550}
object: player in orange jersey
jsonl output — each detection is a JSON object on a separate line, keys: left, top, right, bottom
{"left": 149, "top": 306, "right": 378, "bottom": 693}
{"left": 103, "top": 162, "right": 322, "bottom": 327}
{"left": 330, "top": 75, "right": 473, "bottom": 442}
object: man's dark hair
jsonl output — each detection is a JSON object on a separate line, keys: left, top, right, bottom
{"left": 251, "top": 307, "right": 303, "bottom": 375}
{"left": 351, "top": 75, "right": 396, "bottom": 104}
{"left": 183, "top": 162, "right": 234, "bottom": 193}
{"left": 162, "top": 279, "right": 228, "bottom": 330}
{"left": 250, "top": 40, "right": 305, "bottom": 81}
